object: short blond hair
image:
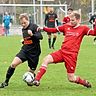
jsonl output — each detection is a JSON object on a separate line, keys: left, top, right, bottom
{"left": 19, "top": 13, "right": 29, "bottom": 20}
{"left": 70, "top": 11, "right": 80, "bottom": 20}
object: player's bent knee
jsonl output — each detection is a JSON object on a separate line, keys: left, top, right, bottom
{"left": 11, "top": 63, "right": 18, "bottom": 68}
{"left": 43, "top": 55, "right": 53, "bottom": 62}
{"left": 68, "top": 78, "right": 74, "bottom": 82}
{"left": 42, "top": 55, "right": 53, "bottom": 66}
{"left": 11, "top": 64, "right": 16, "bottom": 68}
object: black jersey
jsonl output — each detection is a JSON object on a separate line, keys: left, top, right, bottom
{"left": 21, "top": 23, "right": 43, "bottom": 55}
{"left": 45, "top": 12, "right": 58, "bottom": 28}
{"left": 16, "top": 23, "right": 43, "bottom": 70}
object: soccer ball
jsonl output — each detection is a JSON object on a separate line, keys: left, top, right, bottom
{"left": 23, "top": 72, "right": 34, "bottom": 85}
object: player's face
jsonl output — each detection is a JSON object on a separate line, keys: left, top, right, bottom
{"left": 20, "top": 18, "right": 29, "bottom": 29}
{"left": 68, "top": 10, "right": 73, "bottom": 15}
{"left": 70, "top": 16, "right": 79, "bottom": 27}
{"left": 49, "top": 7, "right": 54, "bottom": 13}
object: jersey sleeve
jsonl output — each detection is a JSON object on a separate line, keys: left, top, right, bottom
{"left": 32, "top": 24, "right": 43, "bottom": 40}
{"left": 33, "top": 24, "right": 38, "bottom": 30}
{"left": 43, "top": 27, "right": 57, "bottom": 33}
{"left": 56, "top": 25, "right": 65, "bottom": 33}
{"left": 43, "top": 25, "right": 64, "bottom": 33}
{"left": 84, "top": 25, "right": 96, "bottom": 36}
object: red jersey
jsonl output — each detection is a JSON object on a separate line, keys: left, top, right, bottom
{"left": 43, "top": 24, "right": 96, "bottom": 53}
{"left": 62, "top": 16, "right": 70, "bottom": 24}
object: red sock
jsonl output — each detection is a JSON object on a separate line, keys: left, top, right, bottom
{"left": 75, "top": 77, "right": 86, "bottom": 86}
{"left": 35, "top": 66, "right": 47, "bottom": 81}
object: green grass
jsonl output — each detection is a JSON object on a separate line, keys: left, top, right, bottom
{"left": 0, "top": 34, "right": 96, "bottom": 96}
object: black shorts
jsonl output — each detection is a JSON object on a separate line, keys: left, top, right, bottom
{"left": 46, "top": 26, "right": 55, "bottom": 35}
{"left": 16, "top": 49, "right": 40, "bottom": 71}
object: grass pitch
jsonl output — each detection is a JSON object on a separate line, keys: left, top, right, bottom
{"left": 0, "top": 33, "right": 96, "bottom": 96}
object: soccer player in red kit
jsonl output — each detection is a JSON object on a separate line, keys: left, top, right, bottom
{"left": 33, "top": 12, "right": 96, "bottom": 88}
{"left": 62, "top": 8, "right": 73, "bottom": 24}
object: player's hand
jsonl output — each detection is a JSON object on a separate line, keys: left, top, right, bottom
{"left": 40, "top": 27, "right": 43, "bottom": 30}
{"left": 28, "top": 30, "right": 33, "bottom": 36}
{"left": 37, "top": 26, "right": 43, "bottom": 31}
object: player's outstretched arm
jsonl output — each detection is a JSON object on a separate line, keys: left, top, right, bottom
{"left": 33, "top": 30, "right": 43, "bottom": 40}
{"left": 43, "top": 27, "right": 58, "bottom": 33}
{"left": 38, "top": 25, "right": 64, "bottom": 33}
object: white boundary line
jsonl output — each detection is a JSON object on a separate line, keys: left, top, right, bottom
{"left": 0, "top": 4, "right": 67, "bottom": 7}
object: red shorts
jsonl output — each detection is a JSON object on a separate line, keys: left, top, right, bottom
{"left": 50, "top": 50, "right": 78, "bottom": 73}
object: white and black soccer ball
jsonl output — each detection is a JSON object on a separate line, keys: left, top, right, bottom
{"left": 23, "top": 72, "right": 34, "bottom": 84}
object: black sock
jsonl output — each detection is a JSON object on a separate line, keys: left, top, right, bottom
{"left": 5, "top": 66, "right": 15, "bottom": 83}
{"left": 48, "top": 38, "right": 51, "bottom": 48}
{"left": 52, "top": 37, "right": 56, "bottom": 47}
{"left": 94, "top": 37, "right": 96, "bottom": 42}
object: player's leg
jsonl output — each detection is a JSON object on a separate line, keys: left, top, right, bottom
{"left": 27, "top": 67, "right": 35, "bottom": 86}
{"left": 0, "top": 50, "right": 26, "bottom": 88}
{"left": 33, "top": 50, "right": 64, "bottom": 86}
{"left": 5, "top": 57, "right": 22, "bottom": 82}
{"left": 28, "top": 57, "right": 39, "bottom": 77}
{"left": 28, "top": 50, "right": 41, "bottom": 75}
{"left": 4, "top": 27, "right": 7, "bottom": 36}
{"left": 65, "top": 55, "right": 91, "bottom": 88}
{"left": 0, "top": 57, "right": 22, "bottom": 88}
{"left": 6, "top": 28, "right": 9, "bottom": 35}
{"left": 52, "top": 33, "right": 57, "bottom": 49}
{"left": 26, "top": 54, "right": 40, "bottom": 86}
{"left": 27, "top": 66, "right": 36, "bottom": 86}
{"left": 64, "top": 53, "right": 91, "bottom": 88}
{"left": 33, "top": 54, "right": 53, "bottom": 86}
{"left": 28, "top": 67, "right": 35, "bottom": 75}
{"left": 67, "top": 73, "right": 91, "bottom": 88}
{"left": 47, "top": 33, "right": 52, "bottom": 49}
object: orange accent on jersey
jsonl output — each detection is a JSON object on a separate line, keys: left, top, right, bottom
{"left": 49, "top": 19, "right": 55, "bottom": 22}
{"left": 24, "top": 40, "right": 33, "bottom": 44}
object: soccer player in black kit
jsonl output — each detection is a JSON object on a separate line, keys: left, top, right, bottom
{"left": 0, "top": 13, "right": 43, "bottom": 88}
{"left": 45, "top": 7, "right": 58, "bottom": 49}
{"left": 89, "top": 13, "right": 96, "bottom": 43}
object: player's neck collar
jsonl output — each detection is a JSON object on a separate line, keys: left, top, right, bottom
{"left": 73, "top": 24, "right": 80, "bottom": 28}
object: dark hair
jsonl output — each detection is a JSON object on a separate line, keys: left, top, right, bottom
{"left": 68, "top": 8, "right": 73, "bottom": 11}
